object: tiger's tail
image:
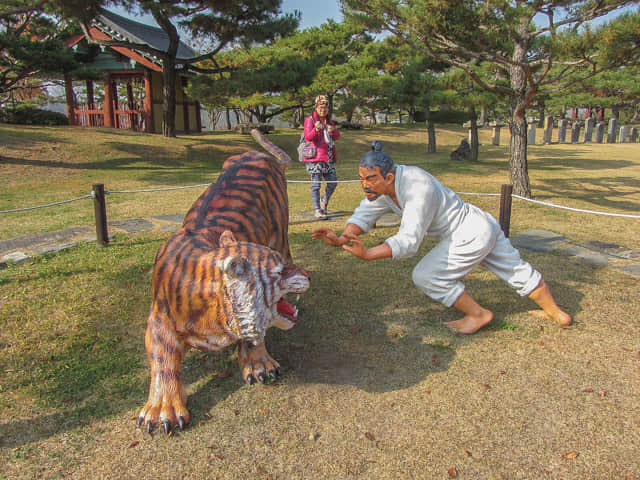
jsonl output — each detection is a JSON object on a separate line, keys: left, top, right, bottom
{"left": 250, "top": 128, "right": 291, "bottom": 169}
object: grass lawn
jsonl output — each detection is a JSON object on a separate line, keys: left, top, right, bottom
{"left": 0, "top": 123, "right": 639, "bottom": 479}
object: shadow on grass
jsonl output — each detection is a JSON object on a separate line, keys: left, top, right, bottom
{"left": 0, "top": 232, "right": 590, "bottom": 449}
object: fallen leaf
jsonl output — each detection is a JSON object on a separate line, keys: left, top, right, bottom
{"left": 350, "top": 325, "right": 361, "bottom": 334}
{"left": 582, "top": 388, "right": 593, "bottom": 393}
{"left": 128, "top": 441, "right": 139, "bottom": 448}
{"left": 598, "top": 390, "right": 607, "bottom": 397}
{"left": 442, "top": 342, "right": 451, "bottom": 347}
{"left": 204, "top": 413, "right": 212, "bottom": 419}
{"left": 448, "top": 467, "right": 458, "bottom": 478}
{"left": 563, "top": 451, "right": 579, "bottom": 459}
{"left": 462, "top": 449, "right": 472, "bottom": 457}
{"left": 210, "top": 454, "right": 225, "bottom": 460}
{"left": 425, "top": 389, "right": 431, "bottom": 394}
{"left": 207, "top": 443, "right": 219, "bottom": 449}
{"left": 388, "top": 369, "right": 395, "bottom": 374}
{"left": 365, "top": 432, "right": 375, "bottom": 441}
{"left": 483, "top": 384, "right": 491, "bottom": 390}
{"left": 259, "top": 408, "right": 269, "bottom": 414}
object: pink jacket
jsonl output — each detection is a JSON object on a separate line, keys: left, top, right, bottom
{"left": 303, "top": 111, "right": 340, "bottom": 163}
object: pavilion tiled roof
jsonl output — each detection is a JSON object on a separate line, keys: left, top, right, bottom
{"left": 94, "top": 9, "right": 197, "bottom": 62}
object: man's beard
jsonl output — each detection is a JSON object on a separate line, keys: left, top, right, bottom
{"left": 364, "top": 188, "right": 381, "bottom": 201}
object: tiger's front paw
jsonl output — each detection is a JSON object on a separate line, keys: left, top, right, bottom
{"left": 238, "top": 341, "right": 281, "bottom": 385}
{"left": 137, "top": 387, "right": 190, "bottom": 434}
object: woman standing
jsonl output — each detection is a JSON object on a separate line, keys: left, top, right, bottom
{"left": 303, "top": 95, "right": 341, "bottom": 219}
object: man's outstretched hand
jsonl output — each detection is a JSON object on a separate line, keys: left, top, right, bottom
{"left": 342, "top": 233, "right": 367, "bottom": 259}
{"left": 311, "top": 227, "right": 345, "bottom": 247}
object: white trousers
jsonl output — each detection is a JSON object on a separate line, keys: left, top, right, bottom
{"left": 411, "top": 204, "right": 542, "bottom": 307}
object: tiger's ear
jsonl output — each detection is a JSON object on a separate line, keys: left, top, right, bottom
{"left": 219, "top": 230, "right": 237, "bottom": 247}
{"left": 223, "top": 255, "right": 250, "bottom": 277}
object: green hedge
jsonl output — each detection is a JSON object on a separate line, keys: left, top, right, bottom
{"left": 1, "top": 105, "right": 69, "bottom": 126}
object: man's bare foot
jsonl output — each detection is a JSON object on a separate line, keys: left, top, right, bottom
{"left": 445, "top": 309, "right": 493, "bottom": 334}
{"left": 528, "top": 280, "right": 572, "bottom": 326}
{"left": 528, "top": 309, "right": 572, "bottom": 326}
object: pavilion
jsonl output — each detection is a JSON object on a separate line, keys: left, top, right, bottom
{"left": 64, "top": 10, "right": 201, "bottom": 134}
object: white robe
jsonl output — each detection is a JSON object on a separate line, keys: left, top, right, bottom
{"left": 346, "top": 165, "right": 541, "bottom": 307}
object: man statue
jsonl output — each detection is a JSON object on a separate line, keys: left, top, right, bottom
{"left": 312, "top": 141, "right": 571, "bottom": 334}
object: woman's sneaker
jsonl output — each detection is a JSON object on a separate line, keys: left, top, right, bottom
{"left": 320, "top": 198, "right": 328, "bottom": 215}
{"left": 314, "top": 209, "right": 327, "bottom": 220}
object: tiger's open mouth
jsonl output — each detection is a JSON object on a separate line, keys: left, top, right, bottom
{"left": 276, "top": 298, "right": 298, "bottom": 322}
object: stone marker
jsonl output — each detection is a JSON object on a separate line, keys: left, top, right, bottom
{"left": 571, "top": 122, "right": 581, "bottom": 143}
{"left": 492, "top": 125, "right": 501, "bottom": 146}
{"left": 619, "top": 125, "right": 629, "bottom": 143}
{"left": 584, "top": 118, "right": 594, "bottom": 142}
{"left": 543, "top": 116, "right": 553, "bottom": 144}
{"left": 595, "top": 122, "right": 605, "bottom": 143}
{"left": 557, "top": 119, "right": 567, "bottom": 143}
{"left": 607, "top": 118, "right": 618, "bottom": 143}
{"left": 527, "top": 123, "right": 536, "bottom": 145}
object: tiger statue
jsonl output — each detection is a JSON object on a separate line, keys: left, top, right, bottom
{"left": 137, "top": 129, "right": 310, "bottom": 434}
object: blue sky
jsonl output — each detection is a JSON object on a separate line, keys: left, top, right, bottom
{"left": 110, "top": 1, "right": 343, "bottom": 31}
{"left": 281, "top": 0, "right": 343, "bottom": 29}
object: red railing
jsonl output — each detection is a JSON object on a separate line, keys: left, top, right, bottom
{"left": 74, "top": 103, "right": 145, "bottom": 131}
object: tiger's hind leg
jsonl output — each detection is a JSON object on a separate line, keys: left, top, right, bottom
{"left": 238, "top": 340, "right": 281, "bottom": 384}
{"left": 138, "top": 312, "right": 190, "bottom": 434}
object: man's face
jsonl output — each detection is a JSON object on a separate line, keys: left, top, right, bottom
{"left": 358, "top": 166, "right": 392, "bottom": 201}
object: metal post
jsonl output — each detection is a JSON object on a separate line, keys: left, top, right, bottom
{"left": 499, "top": 184, "right": 513, "bottom": 238}
{"left": 92, "top": 183, "right": 109, "bottom": 246}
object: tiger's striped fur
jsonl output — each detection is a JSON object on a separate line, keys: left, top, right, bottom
{"left": 138, "top": 131, "right": 310, "bottom": 434}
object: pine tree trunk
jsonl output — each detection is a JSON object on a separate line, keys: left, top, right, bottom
{"left": 508, "top": 98, "right": 531, "bottom": 198}
{"left": 508, "top": 17, "right": 533, "bottom": 198}
{"left": 426, "top": 117, "right": 436, "bottom": 153}
{"left": 161, "top": 61, "right": 176, "bottom": 137}
{"left": 470, "top": 106, "right": 479, "bottom": 162}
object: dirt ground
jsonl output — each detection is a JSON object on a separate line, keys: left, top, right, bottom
{"left": 3, "top": 247, "right": 639, "bottom": 480}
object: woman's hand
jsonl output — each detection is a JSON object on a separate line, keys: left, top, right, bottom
{"left": 314, "top": 121, "right": 322, "bottom": 132}
{"left": 311, "top": 228, "right": 345, "bottom": 247}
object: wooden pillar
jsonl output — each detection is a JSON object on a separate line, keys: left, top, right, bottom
{"left": 126, "top": 82, "right": 136, "bottom": 131}
{"left": 103, "top": 74, "right": 114, "bottom": 128}
{"left": 112, "top": 79, "right": 120, "bottom": 129}
{"left": 183, "top": 101, "right": 190, "bottom": 133}
{"left": 86, "top": 80, "right": 95, "bottom": 126}
{"left": 195, "top": 101, "right": 202, "bottom": 133}
{"left": 499, "top": 184, "right": 513, "bottom": 237}
{"left": 143, "top": 70, "right": 153, "bottom": 133}
{"left": 180, "top": 76, "right": 190, "bottom": 133}
{"left": 92, "top": 183, "right": 109, "bottom": 246}
{"left": 64, "top": 75, "right": 76, "bottom": 126}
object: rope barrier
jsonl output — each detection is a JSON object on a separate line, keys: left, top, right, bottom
{"left": 0, "top": 194, "right": 92, "bottom": 214}
{"left": 0, "top": 181, "right": 638, "bottom": 219}
{"left": 512, "top": 194, "right": 640, "bottom": 219}
{"left": 107, "top": 184, "right": 210, "bottom": 194}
